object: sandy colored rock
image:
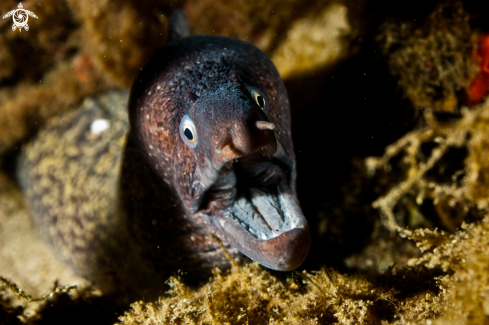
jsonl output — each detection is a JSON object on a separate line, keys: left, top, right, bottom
{"left": 271, "top": 3, "right": 351, "bottom": 79}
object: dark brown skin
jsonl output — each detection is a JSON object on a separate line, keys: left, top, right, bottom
{"left": 18, "top": 11, "right": 310, "bottom": 296}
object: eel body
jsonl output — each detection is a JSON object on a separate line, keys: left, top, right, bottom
{"left": 18, "top": 11, "right": 310, "bottom": 295}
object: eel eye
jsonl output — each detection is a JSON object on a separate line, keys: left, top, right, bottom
{"left": 179, "top": 115, "right": 198, "bottom": 149}
{"left": 247, "top": 86, "right": 269, "bottom": 115}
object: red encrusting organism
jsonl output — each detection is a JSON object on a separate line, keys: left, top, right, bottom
{"left": 467, "top": 34, "right": 489, "bottom": 106}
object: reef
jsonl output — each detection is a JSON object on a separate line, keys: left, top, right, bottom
{"left": 116, "top": 96, "right": 489, "bottom": 325}
{"left": 2, "top": 0, "right": 489, "bottom": 324}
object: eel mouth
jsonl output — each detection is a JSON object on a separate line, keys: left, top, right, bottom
{"left": 199, "top": 149, "right": 310, "bottom": 271}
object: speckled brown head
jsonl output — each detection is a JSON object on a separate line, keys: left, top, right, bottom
{"left": 129, "top": 12, "right": 310, "bottom": 271}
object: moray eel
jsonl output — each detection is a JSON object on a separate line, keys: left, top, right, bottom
{"left": 18, "top": 11, "right": 310, "bottom": 293}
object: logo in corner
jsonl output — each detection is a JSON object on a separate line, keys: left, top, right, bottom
{"left": 2, "top": 3, "right": 38, "bottom": 32}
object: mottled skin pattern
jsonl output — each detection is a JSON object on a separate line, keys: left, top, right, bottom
{"left": 18, "top": 92, "right": 140, "bottom": 292}
{"left": 18, "top": 14, "right": 308, "bottom": 296}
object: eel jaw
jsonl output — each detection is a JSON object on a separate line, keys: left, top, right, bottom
{"left": 198, "top": 151, "right": 311, "bottom": 271}
{"left": 211, "top": 185, "right": 310, "bottom": 271}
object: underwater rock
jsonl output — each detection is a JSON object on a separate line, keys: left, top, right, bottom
{"left": 270, "top": 3, "right": 351, "bottom": 79}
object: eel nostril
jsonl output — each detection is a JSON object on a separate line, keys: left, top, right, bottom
{"left": 215, "top": 134, "right": 232, "bottom": 154}
{"left": 256, "top": 121, "right": 276, "bottom": 130}
{"left": 216, "top": 120, "right": 277, "bottom": 157}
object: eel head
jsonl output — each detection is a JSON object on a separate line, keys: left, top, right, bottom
{"left": 130, "top": 36, "right": 310, "bottom": 271}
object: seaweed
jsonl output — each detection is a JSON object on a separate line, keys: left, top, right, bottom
{"left": 378, "top": 2, "right": 478, "bottom": 112}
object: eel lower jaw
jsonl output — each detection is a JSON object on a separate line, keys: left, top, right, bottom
{"left": 211, "top": 185, "right": 310, "bottom": 271}
{"left": 199, "top": 154, "right": 311, "bottom": 271}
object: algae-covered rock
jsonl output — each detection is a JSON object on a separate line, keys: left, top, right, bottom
{"left": 378, "top": 2, "right": 477, "bottom": 112}
{"left": 3, "top": 0, "right": 489, "bottom": 324}
{"left": 0, "top": 0, "right": 177, "bottom": 156}
{"left": 117, "top": 260, "right": 450, "bottom": 324}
